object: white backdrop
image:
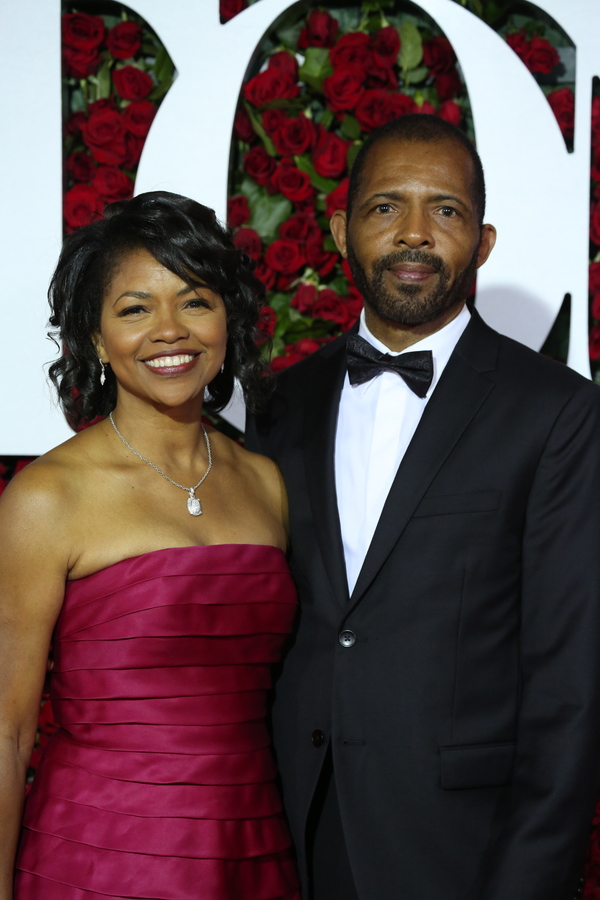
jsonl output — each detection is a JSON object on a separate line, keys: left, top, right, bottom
{"left": 0, "top": 0, "right": 597, "bottom": 453}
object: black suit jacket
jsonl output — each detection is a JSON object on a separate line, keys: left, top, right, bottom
{"left": 246, "top": 310, "right": 600, "bottom": 900}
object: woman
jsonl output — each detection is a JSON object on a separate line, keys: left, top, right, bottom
{"left": 0, "top": 192, "right": 300, "bottom": 900}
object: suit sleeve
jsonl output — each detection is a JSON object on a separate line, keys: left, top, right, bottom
{"left": 244, "top": 412, "right": 265, "bottom": 456}
{"left": 481, "top": 381, "right": 600, "bottom": 900}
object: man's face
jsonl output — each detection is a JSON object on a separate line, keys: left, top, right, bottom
{"left": 331, "top": 137, "right": 495, "bottom": 327}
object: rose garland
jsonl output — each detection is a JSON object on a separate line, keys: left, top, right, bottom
{"left": 227, "top": 1, "right": 586, "bottom": 377}
{"left": 62, "top": 6, "right": 175, "bottom": 232}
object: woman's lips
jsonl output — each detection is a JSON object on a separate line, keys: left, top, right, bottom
{"left": 141, "top": 353, "right": 199, "bottom": 376}
{"left": 389, "top": 264, "right": 436, "bottom": 283}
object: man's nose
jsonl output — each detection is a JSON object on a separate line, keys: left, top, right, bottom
{"left": 394, "top": 207, "right": 433, "bottom": 249}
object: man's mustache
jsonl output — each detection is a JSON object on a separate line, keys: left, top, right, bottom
{"left": 373, "top": 249, "right": 446, "bottom": 273}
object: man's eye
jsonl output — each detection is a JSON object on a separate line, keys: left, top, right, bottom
{"left": 439, "top": 206, "right": 457, "bottom": 217}
{"left": 375, "top": 203, "right": 393, "bottom": 214}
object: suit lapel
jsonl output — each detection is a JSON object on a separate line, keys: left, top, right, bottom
{"left": 349, "top": 311, "right": 500, "bottom": 605}
{"left": 303, "top": 335, "right": 350, "bottom": 608}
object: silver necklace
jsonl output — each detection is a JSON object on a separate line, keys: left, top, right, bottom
{"left": 109, "top": 412, "right": 212, "bottom": 517}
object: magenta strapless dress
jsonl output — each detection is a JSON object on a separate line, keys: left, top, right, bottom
{"left": 14, "top": 544, "right": 300, "bottom": 900}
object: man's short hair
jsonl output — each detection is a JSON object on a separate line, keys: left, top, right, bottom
{"left": 346, "top": 114, "right": 486, "bottom": 225}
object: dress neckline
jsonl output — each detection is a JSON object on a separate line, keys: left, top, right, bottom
{"left": 67, "top": 543, "right": 287, "bottom": 583}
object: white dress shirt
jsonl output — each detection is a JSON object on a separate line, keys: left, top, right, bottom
{"left": 334, "top": 305, "right": 471, "bottom": 595}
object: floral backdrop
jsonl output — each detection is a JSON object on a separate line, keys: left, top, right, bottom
{"left": 1, "top": 0, "right": 599, "bottom": 892}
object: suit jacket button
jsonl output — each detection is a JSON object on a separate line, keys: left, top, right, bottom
{"left": 339, "top": 630, "right": 356, "bottom": 648}
{"left": 311, "top": 729, "right": 325, "bottom": 748}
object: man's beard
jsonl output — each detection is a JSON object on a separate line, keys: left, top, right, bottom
{"left": 346, "top": 241, "right": 479, "bottom": 326}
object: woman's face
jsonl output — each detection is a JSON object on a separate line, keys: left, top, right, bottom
{"left": 94, "top": 248, "right": 228, "bottom": 412}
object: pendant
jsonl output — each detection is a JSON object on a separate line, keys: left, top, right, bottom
{"left": 187, "top": 491, "right": 202, "bottom": 516}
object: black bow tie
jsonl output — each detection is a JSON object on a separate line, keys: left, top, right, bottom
{"left": 346, "top": 334, "right": 434, "bottom": 398}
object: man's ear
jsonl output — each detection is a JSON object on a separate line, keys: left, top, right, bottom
{"left": 92, "top": 332, "right": 107, "bottom": 362}
{"left": 330, "top": 209, "right": 348, "bottom": 258}
{"left": 476, "top": 223, "right": 497, "bottom": 269}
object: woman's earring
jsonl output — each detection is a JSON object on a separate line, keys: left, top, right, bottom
{"left": 99, "top": 359, "right": 106, "bottom": 386}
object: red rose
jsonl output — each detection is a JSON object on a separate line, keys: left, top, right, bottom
{"left": 292, "top": 282, "right": 318, "bottom": 313}
{"left": 233, "top": 227, "right": 262, "bottom": 261}
{"left": 107, "top": 21, "right": 142, "bottom": 59}
{"left": 306, "top": 238, "right": 338, "bottom": 277}
{"left": 82, "top": 107, "right": 127, "bottom": 165}
{"left": 123, "top": 132, "right": 145, "bottom": 168}
{"left": 254, "top": 260, "right": 277, "bottom": 290}
{"left": 62, "top": 13, "right": 105, "bottom": 50}
{"left": 344, "top": 287, "right": 363, "bottom": 324}
{"left": 279, "top": 211, "right": 321, "bottom": 244}
{"left": 590, "top": 324, "right": 600, "bottom": 360}
{"left": 592, "top": 148, "right": 600, "bottom": 184}
{"left": 227, "top": 195, "right": 251, "bottom": 228}
{"left": 220, "top": 0, "right": 247, "bottom": 23}
{"left": 64, "top": 184, "right": 104, "bottom": 233}
{"left": 66, "top": 111, "right": 87, "bottom": 135}
{"left": 265, "top": 238, "right": 306, "bottom": 274}
{"left": 62, "top": 45, "right": 102, "bottom": 79}
{"left": 234, "top": 107, "right": 255, "bottom": 142}
{"left": 268, "top": 50, "right": 299, "bottom": 81}
{"left": 373, "top": 26, "right": 400, "bottom": 68}
{"left": 341, "top": 258, "right": 354, "bottom": 285}
{"left": 271, "top": 159, "right": 314, "bottom": 203}
{"left": 122, "top": 100, "right": 156, "bottom": 137}
{"left": 113, "top": 65, "right": 153, "bottom": 101}
{"left": 592, "top": 97, "right": 600, "bottom": 149}
{"left": 312, "top": 129, "right": 349, "bottom": 178}
{"left": 322, "top": 66, "right": 365, "bottom": 112}
{"left": 257, "top": 305, "right": 277, "bottom": 341}
{"left": 330, "top": 32, "right": 373, "bottom": 73}
{"left": 92, "top": 166, "right": 134, "bottom": 202}
{"left": 272, "top": 114, "right": 316, "bottom": 156}
{"left": 67, "top": 151, "right": 97, "bottom": 183}
{"left": 434, "top": 69, "right": 463, "bottom": 101}
{"left": 298, "top": 10, "right": 339, "bottom": 50}
{"left": 355, "top": 90, "right": 416, "bottom": 132}
{"left": 244, "top": 70, "right": 300, "bottom": 108}
{"left": 547, "top": 87, "right": 574, "bottom": 139}
{"left": 590, "top": 262, "right": 600, "bottom": 294}
{"left": 243, "top": 146, "right": 277, "bottom": 187}
{"left": 506, "top": 31, "right": 529, "bottom": 63}
{"left": 438, "top": 100, "right": 462, "bottom": 126}
{"left": 591, "top": 201, "right": 600, "bottom": 246}
{"left": 262, "top": 109, "right": 288, "bottom": 137}
{"left": 416, "top": 101, "right": 437, "bottom": 115}
{"left": 592, "top": 294, "right": 600, "bottom": 320}
{"left": 423, "top": 36, "right": 456, "bottom": 75}
{"left": 366, "top": 65, "right": 399, "bottom": 90}
{"left": 526, "top": 35, "right": 560, "bottom": 75}
{"left": 312, "top": 288, "right": 349, "bottom": 325}
{"left": 325, "top": 178, "right": 349, "bottom": 217}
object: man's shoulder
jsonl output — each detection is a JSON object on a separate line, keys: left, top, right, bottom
{"left": 467, "top": 311, "right": 599, "bottom": 404}
{"left": 273, "top": 331, "right": 348, "bottom": 395}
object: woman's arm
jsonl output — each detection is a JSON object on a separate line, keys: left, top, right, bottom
{"left": 0, "top": 463, "right": 71, "bottom": 900}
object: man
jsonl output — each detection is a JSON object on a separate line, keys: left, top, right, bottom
{"left": 246, "top": 114, "right": 600, "bottom": 900}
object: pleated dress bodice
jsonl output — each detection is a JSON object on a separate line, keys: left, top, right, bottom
{"left": 15, "top": 544, "right": 300, "bottom": 900}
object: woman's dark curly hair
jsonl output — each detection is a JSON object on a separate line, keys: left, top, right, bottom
{"left": 48, "top": 191, "right": 271, "bottom": 429}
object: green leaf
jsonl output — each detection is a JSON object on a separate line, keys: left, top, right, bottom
{"left": 319, "top": 108, "right": 335, "bottom": 129}
{"left": 148, "top": 78, "right": 174, "bottom": 103}
{"left": 154, "top": 46, "right": 175, "bottom": 85}
{"left": 340, "top": 114, "right": 361, "bottom": 140}
{"left": 70, "top": 87, "right": 86, "bottom": 114}
{"left": 298, "top": 47, "right": 333, "bottom": 92}
{"left": 276, "top": 19, "right": 303, "bottom": 51}
{"left": 324, "top": 234, "right": 338, "bottom": 252}
{"left": 240, "top": 175, "right": 292, "bottom": 240}
{"left": 244, "top": 102, "right": 277, "bottom": 156}
{"left": 95, "top": 58, "right": 113, "bottom": 100}
{"left": 269, "top": 292, "right": 294, "bottom": 313}
{"left": 398, "top": 22, "right": 423, "bottom": 71}
{"left": 294, "top": 156, "right": 338, "bottom": 193}
{"left": 405, "top": 65, "right": 429, "bottom": 85}
{"left": 347, "top": 142, "right": 362, "bottom": 170}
